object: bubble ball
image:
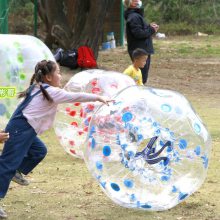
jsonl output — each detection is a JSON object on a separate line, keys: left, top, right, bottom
{"left": 54, "top": 69, "right": 135, "bottom": 158}
{"left": 83, "top": 86, "right": 212, "bottom": 211}
{"left": 0, "top": 34, "right": 55, "bottom": 127}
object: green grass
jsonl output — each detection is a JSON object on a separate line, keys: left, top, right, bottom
{"left": 154, "top": 35, "right": 220, "bottom": 58}
{"left": 1, "top": 36, "right": 220, "bottom": 220}
{"left": 158, "top": 23, "right": 220, "bottom": 36}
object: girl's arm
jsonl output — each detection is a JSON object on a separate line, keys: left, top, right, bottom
{"left": 48, "top": 87, "right": 112, "bottom": 105}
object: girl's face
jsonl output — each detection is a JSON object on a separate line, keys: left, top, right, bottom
{"left": 44, "top": 63, "right": 62, "bottom": 87}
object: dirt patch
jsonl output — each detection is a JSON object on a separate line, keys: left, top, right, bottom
{"left": 97, "top": 47, "right": 220, "bottom": 97}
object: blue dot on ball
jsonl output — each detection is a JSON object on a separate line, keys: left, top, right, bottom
{"left": 111, "top": 183, "right": 120, "bottom": 191}
{"left": 194, "top": 123, "right": 201, "bottom": 134}
{"left": 161, "top": 175, "right": 170, "bottom": 182}
{"left": 124, "top": 179, "right": 134, "bottom": 188}
{"left": 130, "top": 194, "right": 136, "bottom": 201}
{"left": 141, "top": 204, "right": 152, "bottom": 209}
{"left": 161, "top": 104, "right": 172, "bottom": 113}
{"left": 179, "top": 139, "right": 188, "bottom": 150}
{"left": 91, "top": 138, "right": 96, "bottom": 149}
{"left": 122, "top": 112, "right": 133, "bottom": 123}
{"left": 172, "top": 186, "right": 178, "bottom": 193}
{"left": 179, "top": 192, "right": 188, "bottom": 200}
{"left": 96, "top": 161, "right": 103, "bottom": 170}
{"left": 194, "top": 145, "right": 201, "bottom": 156}
{"left": 100, "top": 181, "right": 106, "bottom": 189}
{"left": 103, "top": 145, "right": 111, "bottom": 156}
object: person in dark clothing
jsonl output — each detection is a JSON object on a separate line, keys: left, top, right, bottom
{"left": 124, "top": 0, "right": 159, "bottom": 84}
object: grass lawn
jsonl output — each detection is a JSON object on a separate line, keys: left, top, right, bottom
{"left": 1, "top": 35, "right": 220, "bottom": 220}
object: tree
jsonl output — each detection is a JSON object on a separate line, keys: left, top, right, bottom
{"left": 37, "top": 0, "right": 114, "bottom": 58}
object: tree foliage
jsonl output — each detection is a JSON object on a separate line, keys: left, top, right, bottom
{"left": 143, "top": 0, "right": 220, "bottom": 24}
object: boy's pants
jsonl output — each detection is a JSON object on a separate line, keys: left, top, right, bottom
{"left": 141, "top": 55, "right": 151, "bottom": 84}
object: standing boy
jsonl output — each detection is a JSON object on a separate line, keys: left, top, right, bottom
{"left": 123, "top": 48, "right": 148, "bottom": 85}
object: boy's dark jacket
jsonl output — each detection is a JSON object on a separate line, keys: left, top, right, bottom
{"left": 124, "top": 8, "right": 155, "bottom": 55}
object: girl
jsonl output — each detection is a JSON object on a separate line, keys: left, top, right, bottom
{"left": 0, "top": 60, "right": 111, "bottom": 218}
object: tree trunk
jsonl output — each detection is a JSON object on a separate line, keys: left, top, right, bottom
{"left": 37, "top": 0, "right": 114, "bottom": 58}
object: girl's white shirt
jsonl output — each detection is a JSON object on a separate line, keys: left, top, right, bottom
{"left": 22, "top": 84, "right": 100, "bottom": 135}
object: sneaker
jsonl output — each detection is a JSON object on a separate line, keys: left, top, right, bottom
{"left": 12, "top": 171, "right": 29, "bottom": 186}
{"left": 0, "top": 205, "right": 7, "bottom": 219}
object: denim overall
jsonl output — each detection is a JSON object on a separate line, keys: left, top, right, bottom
{"left": 0, "top": 84, "right": 49, "bottom": 198}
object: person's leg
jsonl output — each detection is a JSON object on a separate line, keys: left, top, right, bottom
{"left": 0, "top": 125, "right": 36, "bottom": 198}
{"left": 4, "top": 134, "right": 29, "bottom": 186}
{"left": 18, "top": 136, "right": 47, "bottom": 175}
{"left": 140, "top": 55, "right": 151, "bottom": 84}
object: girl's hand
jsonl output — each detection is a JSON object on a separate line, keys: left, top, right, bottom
{"left": 98, "top": 96, "right": 114, "bottom": 106}
{"left": 0, "top": 131, "right": 9, "bottom": 143}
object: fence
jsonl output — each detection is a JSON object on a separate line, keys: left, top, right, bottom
{"left": 0, "top": 0, "right": 38, "bottom": 36}
{"left": 0, "top": 0, "right": 8, "bottom": 33}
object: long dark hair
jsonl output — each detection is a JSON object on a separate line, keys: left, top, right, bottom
{"left": 18, "top": 60, "right": 57, "bottom": 102}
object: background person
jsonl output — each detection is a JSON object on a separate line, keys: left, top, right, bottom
{"left": 124, "top": 0, "right": 159, "bottom": 84}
